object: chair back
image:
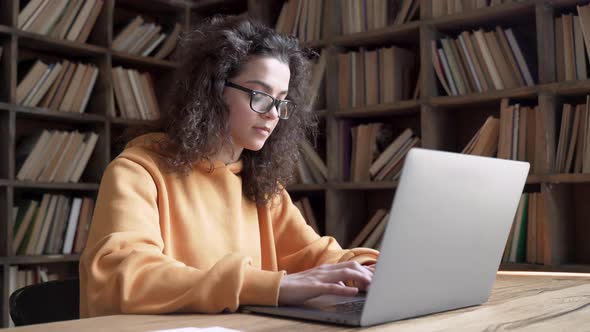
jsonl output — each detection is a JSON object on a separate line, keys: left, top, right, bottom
{"left": 9, "top": 278, "right": 80, "bottom": 326}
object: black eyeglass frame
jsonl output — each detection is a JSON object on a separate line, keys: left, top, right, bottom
{"left": 224, "top": 81, "right": 296, "bottom": 119}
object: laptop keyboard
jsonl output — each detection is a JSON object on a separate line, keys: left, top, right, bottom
{"left": 324, "top": 300, "right": 365, "bottom": 313}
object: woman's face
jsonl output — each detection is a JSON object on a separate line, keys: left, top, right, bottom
{"left": 223, "top": 56, "right": 291, "bottom": 154}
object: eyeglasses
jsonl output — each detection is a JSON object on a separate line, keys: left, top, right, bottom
{"left": 224, "top": 81, "right": 296, "bottom": 120}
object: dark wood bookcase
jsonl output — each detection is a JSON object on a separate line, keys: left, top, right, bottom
{"left": 286, "top": 0, "right": 590, "bottom": 275}
{"left": 0, "top": 0, "right": 252, "bottom": 327}
{"left": 2, "top": 0, "right": 590, "bottom": 328}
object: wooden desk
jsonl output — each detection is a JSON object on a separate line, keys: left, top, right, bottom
{"left": 4, "top": 272, "right": 590, "bottom": 331}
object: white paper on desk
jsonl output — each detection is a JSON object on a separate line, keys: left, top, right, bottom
{"left": 151, "top": 327, "right": 243, "bottom": 332}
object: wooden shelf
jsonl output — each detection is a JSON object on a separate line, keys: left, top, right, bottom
{"left": 549, "top": 79, "right": 590, "bottom": 96}
{"left": 331, "top": 21, "right": 420, "bottom": 48}
{"left": 526, "top": 175, "right": 542, "bottom": 184}
{"left": 429, "top": 1, "right": 537, "bottom": 31}
{"left": 110, "top": 117, "right": 154, "bottom": 126}
{"left": 9, "top": 103, "right": 106, "bottom": 123}
{"left": 331, "top": 181, "right": 399, "bottom": 190}
{"left": 500, "top": 263, "right": 590, "bottom": 274}
{"left": 111, "top": 51, "right": 177, "bottom": 69}
{"left": 0, "top": 24, "right": 12, "bottom": 35}
{"left": 7, "top": 254, "right": 80, "bottom": 265}
{"left": 546, "top": 0, "right": 588, "bottom": 9}
{"left": 429, "top": 86, "right": 538, "bottom": 108}
{"left": 540, "top": 173, "right": 590, "bottom": 184}
{"left": 286, "top": 183, "right": 327, "bottom": 192}
{"left": 301, "top": 40, "right": 329, "bottom": 49}
{"left": 116, "top": 0, "right": 188, "bottom": 12}
{"left": 191, "top": 0, "right": 243, "bottom": 10}
{"left": 12, "top": 181, "right": 100, "bottom": 191}
{"left": 16, "top": 29, "right": 107, "bottom": 56}
{"left": 3, "top": 1, "right": 590, "bottom": 328}
{"left": 334, "top": 100, "right": 420, "bottom": 118}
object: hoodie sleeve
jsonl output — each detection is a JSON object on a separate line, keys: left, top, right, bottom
{"left": 79, "top": 156, "right": 283, "bottom": 317}
{"left": 271, "top": 190, "right": 379, "bottom": 273}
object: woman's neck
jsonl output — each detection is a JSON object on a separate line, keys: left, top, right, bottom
{"left": 213, "top": 144, "right": 243, "bottom": 165}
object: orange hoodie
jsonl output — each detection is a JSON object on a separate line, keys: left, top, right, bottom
{"left": 79, "top": 133, "right": 378, "bottom": 317}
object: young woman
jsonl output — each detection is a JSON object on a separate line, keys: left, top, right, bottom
{"left": 80, "top": 15, "right": 379, "bottom": 317}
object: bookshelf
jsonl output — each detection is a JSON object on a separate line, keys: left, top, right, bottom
{"left": 1, "top": 0, "right": 590, "bottom": 328}
{"left": 0, "top": 0, "right": 253, "bottom": 327}
{"left": 278, "top": 0, "right": 590, "bottom": 275}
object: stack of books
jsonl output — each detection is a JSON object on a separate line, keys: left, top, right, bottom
{"left": 462, "top": 99, "right": 537, "bottom": 169}
{"left": 17, "top": 60, "right": 99, "bottom": 113}
{"left": 295, "top": 140, "right": 327, "bottom": 184}
{"left": 338, "top": 46, "right": 417, "bottom": 108}
{"left": 432, "top": 0, "right": 527, "bottom": 18}
{"left": 349, "top": 209, "right": 389, "bottom": 249}
{"left": 113, "top": 16, "right": 181, "bottom": 59}
{"left": 16, "top": 130, "right": 99, "bottom": 183}
{"left": 432, "top": 27, "right": 534, "bottom": 96}
{"left": 12, "top": 195, "right": 95, "bottom": 256}
{"left": 18, "top": 0, "right": 103, "bottom": 43}
{"left": 111, "top": 67, "right": 160, "bottom": 120}
{"left": 350, "top": 125, "right": 420, "bottom": 182}
{"left": 275, "top": 0, "right": 325, "bottom": 42}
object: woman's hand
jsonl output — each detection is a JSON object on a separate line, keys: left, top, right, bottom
{"left": 278, "top": 261, "right": 374, "bottom": 306}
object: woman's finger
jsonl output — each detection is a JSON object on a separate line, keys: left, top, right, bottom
{"left": 319, "top": 283, "right": 360, "bottom": 297}
{"left": 317, "top": 267, "right": 371, "bottom": 285}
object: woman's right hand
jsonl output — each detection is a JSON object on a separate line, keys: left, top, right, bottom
{"left": 277, "top": 261, "right": 373, "bottom": 306}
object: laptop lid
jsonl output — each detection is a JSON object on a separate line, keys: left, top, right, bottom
{"left": 360, "top": 148, "right": 529, "bottom": 326}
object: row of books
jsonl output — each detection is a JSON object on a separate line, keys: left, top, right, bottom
{"left": 340, "top": 0, "right": 389, "bottom": 35}
{"left": 111, "top": 67, "right": 161, "bottom": 120}
{"left": 351, "top": 124, "right": 421, "bottom": 182}
{"left": 275, "top": 0, "right": 324, "bottom": 42}
{"left": 556, "top": 10, "right": 589, "bottom": 82}
{"left": 295, "top": 140, "right": 328, "bottom": 184}
{"left": 293, "top": 197, "right": 320, "bottom": 235}
{"left": 497, "top": 100, "right": 536, "bottom": 163}
{"left": 341, "top": 0, "right": 417, "bottom": 34}
{"left": 554, "top": 98, "right": 590, "bottom": 174}
{"left": 338, "top": 46, "right": 416, "bottom": 108}
{"left": 309, "top": 50, "right": 327, "bottom": 107}
{"left": 349, "top": 209, "right": 389, "bottom": 250}
{"left": 341, "top": 0, "right": 418, "bottom": 35}
{"left": 18, "top": 0, "right": 103, "bottom": 43}
{"left": 462, "top": 100, "right": 537, "bottom": 168}
{"left": 17, "top": 60, "right": 99, "bottom": 112}
{"left": 113, "top": 16, "right": 181, "bottom": 59}
{"left": 432, "top": 0, "right": 526, "bottom": 18}
{"left": 432, "top": 27, "right": 534, "bottom": 96}
{"left": 16, "top": 130, "right": 99, "bottom": 183}
{"left": 12, "top": 195, "right": 95, "bottom": 256}
{"left": 462, "top": 96, "right": 590, "bottom": 175}
{"left": 501, "top": 192, "right": 548, "bottom": 264}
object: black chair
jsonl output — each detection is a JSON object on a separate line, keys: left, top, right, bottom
{"left": 9, "top": 278, "right": 80, "bottom": 326}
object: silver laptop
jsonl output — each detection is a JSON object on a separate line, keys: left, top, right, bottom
{"left": 241, "top": 148, "right": 530, "bottom": 326}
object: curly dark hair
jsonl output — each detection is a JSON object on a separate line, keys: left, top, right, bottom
{"left": 128, "top": 15, "right": 318, "bottom": 206}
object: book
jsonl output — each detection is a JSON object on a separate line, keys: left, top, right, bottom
{"left": 70, "top": 132, "right": 100, "bottom": 182}
{"left": 75, "top": 0, "right": 104, "bottom": 43}
{"left": 349, "top": 209, "right": 387, "bottom": 249}
{"left": 65, "top": 0, "right": 96, "bottom": 41}
{"left": 17, "top": 60, "right": 49, "bottom": 105}
{"left": 154, "top": 23, "right": 181, "bottom": 59}
{"left": 62, "top": 197, "right": 83, "bottom": 254}
{"left": 12, "top": 201, "right": 39, "bottom": 254}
